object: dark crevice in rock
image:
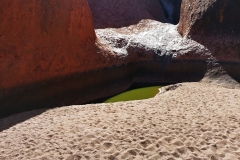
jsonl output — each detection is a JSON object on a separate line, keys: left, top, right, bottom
{"left": 157, "top": 0, "right": 182, "bottom": 24}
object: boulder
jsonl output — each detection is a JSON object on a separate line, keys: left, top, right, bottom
{"left": 96, "top": 19, "right": 209, "bottom": 84}
{"left": 0, "top": 0, "right": 107, "bottom": 116}
{"left": 88, "top": 0, "right": 169, "bottom": 28}
{"left": 178, "top": 0, "right": 240, "bottom": 37}
{"left": 178, "top": 0, "right": 240, "bottom": 82}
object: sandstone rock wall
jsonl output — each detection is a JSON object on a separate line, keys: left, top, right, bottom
{"left": 0, "top": 0, "right": 97, "bottom": 91}
{"left": 0, "top": 0, "right": 115, "bottom": 117}
{"left": 178, "top": 0, "right": 240, "bottom": 37}
{"left": 178, "top": 0, "right": 240, "bottom": 81}
{"left": 88, "top": 0, "right": 169, "bottom": 29}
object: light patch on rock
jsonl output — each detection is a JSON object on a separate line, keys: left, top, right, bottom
{"left": 96, "top": 20, "right": 210, "bottom": 60}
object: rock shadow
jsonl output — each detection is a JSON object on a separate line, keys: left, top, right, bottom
{"left": 88, "top": 0, "right": 169, "bottom": 29}
{"left": 0, "top": 109, "right": 48, "bottom": 132}
{"left": 157, "top": 0, "right": 182, "bottom": 24}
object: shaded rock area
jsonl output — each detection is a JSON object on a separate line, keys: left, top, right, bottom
{"left": 178, "top": 0, "right": 240, "bottom": 83}
{"left": 0, "top": 0, "right": 240, "bottom": 117}
{"left": 158, "top": 0, "right": 182, "bottom": 24}
{"left": 88, "top": 0, "right": 169, "bottom": 28}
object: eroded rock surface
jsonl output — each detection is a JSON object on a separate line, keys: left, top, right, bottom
{"left": 0, "top": 0, "right": 110, "bottom": 116}
{"left": 97, "top": 20, "right": 209, "bottom": 61}
{"left": 178, "top": 0, "right": 240, "bottom": 37}
{"left": 0, "top": 0, "right": 97, "bottom": 90}
{"left": 88, "top": 0, "right": 169, "bottom": 29}
{"left": 178, "top": 0, "right": 240, "bottom": 82}
{"left": 96, "top": 20, "right": 210, "bottom": 83}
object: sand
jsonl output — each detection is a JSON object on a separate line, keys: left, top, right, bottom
{"left": 0, "top": 82, "right": 240, "bottom": 160}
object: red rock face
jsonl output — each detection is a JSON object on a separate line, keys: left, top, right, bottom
{"left": 88, "top": 0, "right": 169, "bottom": 29}
{"left": 178, "top": 0, "right": 240, "bottom": 81}
{"left": 0, "top": 0, "right": 96, "bottom": 90}
{"left": 178, "top": 0, "right": 240, "bottom": 37}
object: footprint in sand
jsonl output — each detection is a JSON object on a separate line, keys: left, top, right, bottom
{"left": 102, "top": 141, "right": 118, "bottom": 154}
{"left": 103, "top": 142, "right": 112, "bottom": 149}
{"left": 139, "top": 139, "right": 151, "bottom": 148}
{"left": 120, "top": 149, "right": 139, "bottom": 159}
{"left": 66, "top": 155, "right": 82, "bottom": 160}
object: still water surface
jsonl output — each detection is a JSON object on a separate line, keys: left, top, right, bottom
{"left": 104, "top": 86, "right": 161, "bottom": 103}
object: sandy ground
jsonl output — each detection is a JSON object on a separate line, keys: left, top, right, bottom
{"left": 0, "top": 82, "right": 240, "bottom": 160}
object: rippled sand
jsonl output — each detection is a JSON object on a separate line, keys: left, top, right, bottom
{"left": 1, "top": 82, "right": 240, "bottom": 160}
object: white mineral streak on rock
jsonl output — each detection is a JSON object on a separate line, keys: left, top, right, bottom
{"left": 96, "top": 20, "right": 210, "bottom": 60}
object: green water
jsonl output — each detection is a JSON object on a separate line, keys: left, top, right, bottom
{"left": 104, "top": 86, "right": 161, "bottom": 103}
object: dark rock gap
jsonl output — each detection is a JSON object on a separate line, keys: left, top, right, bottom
{"left": 157, "top": 0, "right": 182, "bottom": 24}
